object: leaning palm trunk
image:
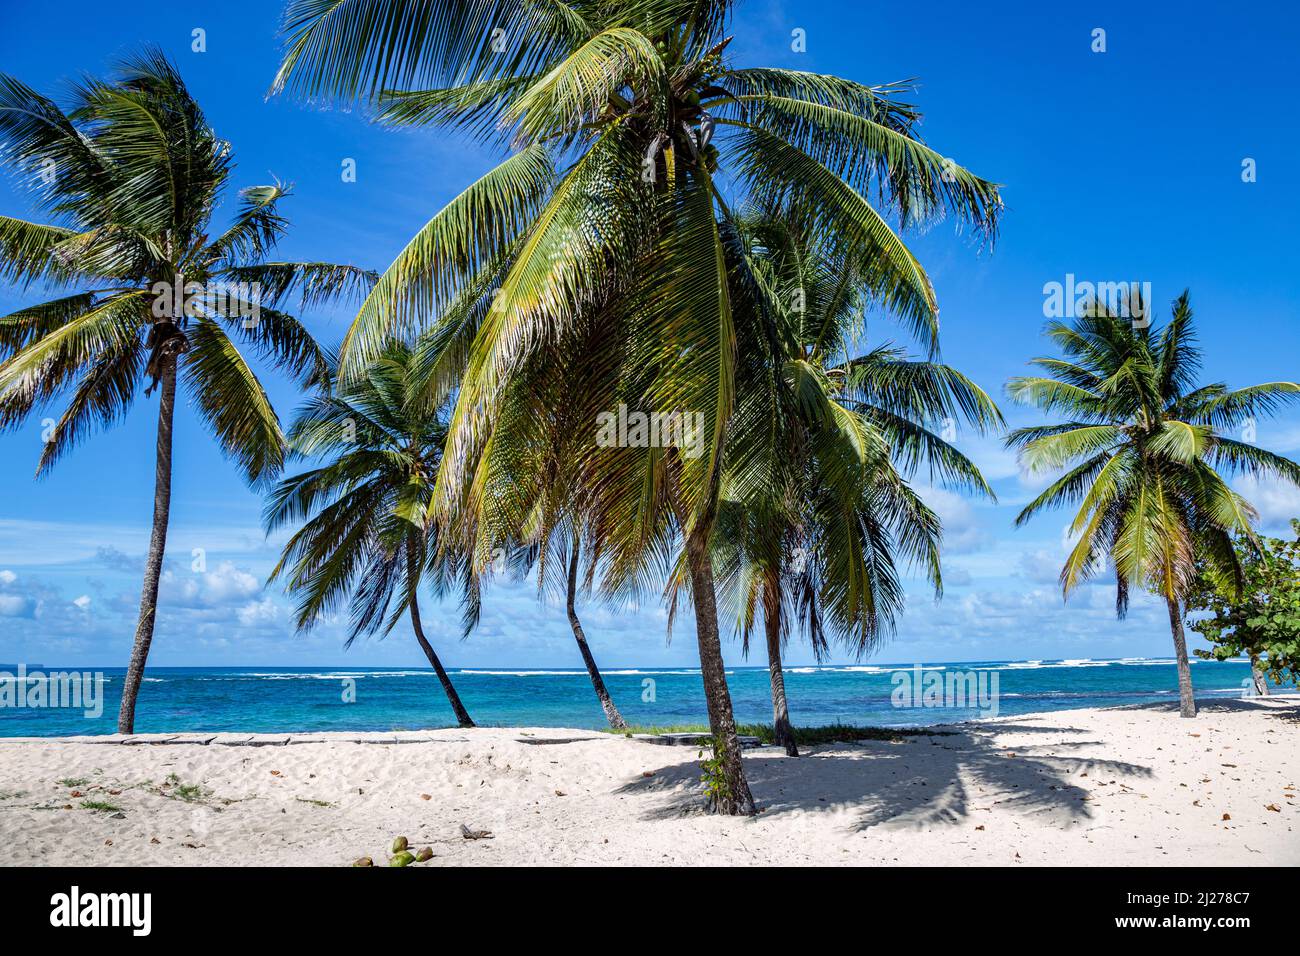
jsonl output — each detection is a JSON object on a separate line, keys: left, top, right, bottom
{"left": 1165, "top": 596, "right": 1197, "bottom": 718}
{"left": 764, "top": 603, "right": 798, "bottom": 757}
{"left": 566, "top": 542, "right": 627, "bottom": 729}
{"left": 408, "top": 591, "right": 474, "bottom": 728}
{"left": 684, "top": 529, "right": 756, "bottom": 815}
{"left": 1249, "top": 657, "right": 1269, "bottom": 697}
{"left": 117, "top": 357, "right": 178, "bottom": 734}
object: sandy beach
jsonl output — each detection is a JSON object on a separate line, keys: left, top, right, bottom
{"left": 2, "top": 697, "right": 1296, "bottom": 867}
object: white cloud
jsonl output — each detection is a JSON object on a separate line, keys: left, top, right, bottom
{"left": 941, "top": 564, "right": 973, "bottom": 587}
{"left": 161, "top": 561, "right": 261, "bottom": 608}
{"left": 0, "top": 594, "right": 34, "bottom": 617}
{"left": 953, "top": 432, "right": 1022, "bottom": 483}
{"left": 236, "top": 597, "right": 281, "bottom": 627}
{"left": 919, "top": 486, "right": 990, "bottom": 554}
{"left": 72, "top": 595, "right": 91, "bottom": 610}
{"left": 1232, "top": 474, "right": 1300, "bottom": 529}
{"left": 0, "top": 570, "right": 37, "bottom": 618}
{"left": 1018, "top": 547, "right": 1063, "bottom": 585}
{"left": 0, "top": 519, "right": 275, "bottom": 567}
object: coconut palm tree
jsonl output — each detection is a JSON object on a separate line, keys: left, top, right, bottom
{"left": 503, "top": 524, "right": 629, "bottom": 729}
{"left": 407, "top": 320, "right": 631, "bottom": 728}
{"left": 0, "top": 50, "right": 373, "bottom": 733}
{"left": 1006, "top": 293, "right": 1300, "bottom": 717}
{"left": 265, "top": 342, "right": 474, "bottom": 727}
{"left": 559, "top": 531, "right": 629, "bottom": 728}
{"left": 272, "top": 0, "right": 1002, "bottom": 812}
{"left": 710, "top": 209, "right": 1002, "bottom": 756}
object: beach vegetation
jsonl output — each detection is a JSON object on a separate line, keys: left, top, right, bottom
{"left": 1187, "top": 519, "right": 1300, "bottom": 690}
{"left": 697, "top": 736, "right": 731, "bottom": 808}
{"left": 79, "top": 800, "right": 123, "bottom": 812}
{"left": 162, "top": 773, "right": 210, "bottom": 803}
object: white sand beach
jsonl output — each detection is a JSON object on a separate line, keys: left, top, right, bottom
{"left": 2, "top": 697, "right": 1296, "bottom": 867}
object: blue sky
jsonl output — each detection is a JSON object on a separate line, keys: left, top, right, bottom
{"left": 0, "top": 0, "right": 1297, "bottom": 669}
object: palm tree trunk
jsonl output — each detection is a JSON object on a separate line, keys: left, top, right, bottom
{"left": 683, "top": 526, "right": 756, "bottom": 815}
{"left": 566, "top": 539, "right": 627, "bottom": 729}
{"left": 1166, "top": 596, "right": 1196, "bottom": 718}
{"left": 764, "top": 603, "right": 798, "bottom": 757}
{"left": 117, "top": 356, "right": 177, "bottom": 734}
{"left": 409, "top": 593, "right": 474, "bottom": 728}
{"left": 1249, "top": 656, "right": 1269, "bottom": 697}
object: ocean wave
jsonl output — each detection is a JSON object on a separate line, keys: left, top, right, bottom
{"left": 198, "top": 671, "right": 436, "bottom": 681}
{"left": 997, "top": 688, "right": 1184, "bottom": 700}
{"left": 455, "top": 668, "right": 720, "bottom": 677}
{"left": 986, "top": 659, "right": 1110, "bottom": 671}
{"left": 1115, "top": 659, "right": 1176, "bottom": 666}
{"left": 787, "top": 665, "right": 923, "bottom": 675}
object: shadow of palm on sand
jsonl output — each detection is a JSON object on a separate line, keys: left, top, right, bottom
{"left": 617, "top": 722, "right": 1154, "bottom": 830}
{"left": 1122, "top": 694, "right": 1300, "bottom": 725}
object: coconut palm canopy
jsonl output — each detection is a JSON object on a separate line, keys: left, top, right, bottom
{"left": 0, "top": 50, "right": 374, "bottom": 477}
{"left": 271, "top": 0, "right": 1002, "bottom": 576}
{"left": 709, "top": 207, "right": 1003, "bottom": 661}
{"left": 1008, "top": 295, "right": 1300, "bottom": 606}
{"left": 1006, "top": 293, "right": 1300, "bottom": 714}
{"left": 266, "top": 344, "right": 455, "bottom": 638}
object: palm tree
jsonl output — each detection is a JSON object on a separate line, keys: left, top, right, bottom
{"left": 710, "top": 209, "right": 1002, "bottom": 756}
{"left": 272, "top": 0, "right": 1002, "bottom": 812}
{"left": 561, "top": 532, "right": 630, "bottom": 728}
{"left": 1006, "top": 293, "right": 1300, "bottom": 717}
{"left": 413, "top": 319, "right": 631, "bottom": 728}
{"left": 505, "top": 525, "right": 629, "bottom": 729}
{"left": 0, "top": 50, "right": 373, "bottom": 733}
{"left": 265, "top": 342, "right": 474, "bottom": 727}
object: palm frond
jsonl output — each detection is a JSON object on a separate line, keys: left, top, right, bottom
{"left": 183, "top": 319, "right": 285, "bottom": 483}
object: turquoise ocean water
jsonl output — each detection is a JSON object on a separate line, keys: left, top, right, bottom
{"left": 0, "top": 657, "right": 1283, "bottom": 737}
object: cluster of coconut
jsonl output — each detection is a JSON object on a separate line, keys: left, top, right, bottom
{"left": 352, "top": 836, "right": 433, "bottom": 867}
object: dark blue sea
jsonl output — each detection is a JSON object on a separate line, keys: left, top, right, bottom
{"left": 0, "top": 657, "right": 1283, "bottom": 737}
